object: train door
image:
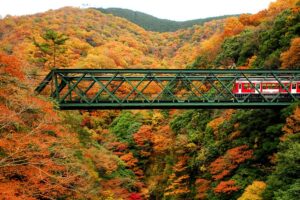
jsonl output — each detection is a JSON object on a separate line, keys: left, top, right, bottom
{"left": 291, "top": 83, "right": 297, "bottom": 94}
{"left": 297, "top": 83, "right": 300, "bottom": 93}
{"left": 238, "top": 83, "right": 242, "bottom": 94}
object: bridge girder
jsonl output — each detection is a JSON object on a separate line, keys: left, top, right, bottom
{"left": 35, "top": 69, "right": 300, "bottom": 109}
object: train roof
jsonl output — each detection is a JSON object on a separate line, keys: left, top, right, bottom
{"left": 236, "top": 78, "right": 300, "bottom": 82}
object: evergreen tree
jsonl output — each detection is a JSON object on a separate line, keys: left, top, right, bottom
{"left": 33, "top": 29, "right": 69, "bottom": 68}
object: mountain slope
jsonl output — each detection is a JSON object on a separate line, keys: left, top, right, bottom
{"left": 0, "top": 7, "right": 228, "bottom": 70}
{"left": 189, "top": 0, "right": 300, "bottom": 69}
{"left": 97, "top": 7, "right": 238, "bottom": 32}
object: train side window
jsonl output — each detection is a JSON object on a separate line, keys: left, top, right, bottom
{"left": 262, "top": 84, "right": 267, "bottom": 89}
{"left": 267, "top": 83, "right": 271, "bottom": 89}
{"left": 292, "top": 83, "right": 296, "bottom": 89}
{"left": 270, "top": 84, "right": 278, "bottom": 89}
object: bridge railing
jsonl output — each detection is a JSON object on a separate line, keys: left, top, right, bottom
{"left": 35, "top": 69, "right": 300, "bottom": 109}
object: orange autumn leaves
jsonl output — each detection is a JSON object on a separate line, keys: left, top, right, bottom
{"left": 0, "top": 104, "right": 23, "bottom": 131}
{"left": 165, "top": 156, "right": 190, "bottom": 197}
{"left": 0, "top": 52, "right": 24, "bottom": 80}
{"left": 194, "top": 145, "right": 253, "bottom": 198}
{"left": 133, "top": 124, "right": 173, "bottom": 155}
{"left": 209, "top": 145, "right": 253, "bottom": 180}
{"left": 195, "top": 178, "right": 211, "bottom": 199}
{"left": 280, "top": 37, "right": 300, "bottom": 69}
{"left": 282, "top": 105, "right": 300, "bottom": 140}
{"left": 0, "top": 53, "right": 84, "bottom": 199}
{"left": 214, "top": 180, "right": 239, "bottom": 194}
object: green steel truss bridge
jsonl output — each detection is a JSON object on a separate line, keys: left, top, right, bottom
{"left": 35, "top": 69, "right": 300, "bottom": 109}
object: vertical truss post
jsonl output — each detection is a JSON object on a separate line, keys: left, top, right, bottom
{"left": 53, "top": 70, "right": 59, "bottom": 101}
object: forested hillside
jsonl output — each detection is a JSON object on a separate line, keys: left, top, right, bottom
{"left": 0, "top": 0, "right": 299, "bottom": 199}
{"left": 97, "top": 8, "right": 237, "bottom": 32}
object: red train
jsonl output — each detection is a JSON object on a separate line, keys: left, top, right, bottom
{"left": 232, "top": 78, "right": 300, "bottom": 97}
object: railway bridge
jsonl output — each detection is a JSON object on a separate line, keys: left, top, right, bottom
{"left": 35, "top": 69, "right": 300, "bottom": 109}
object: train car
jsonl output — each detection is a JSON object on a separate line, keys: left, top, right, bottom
{"left": 232, "top": 78, "right": 300, "bottom": 99}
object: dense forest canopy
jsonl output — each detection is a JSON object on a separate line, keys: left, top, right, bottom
{"left": 97, "top": 8, "right": 239, "bottom": 32}
{"left": 0, "top": 0, "right": 299, "bottom": 199}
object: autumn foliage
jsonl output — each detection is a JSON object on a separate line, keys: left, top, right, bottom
{"left": 0, "top": 52, "right": 24, "bottom": 80}
{"left": 0, "top": 73, "right": 81, "bottom": 198}
{"left": 195, "top": 178, "right": 211, "bottom": 199}
{"left": 209, "top": 145, "right": 253, "bottom": 180}
{"left": 164, "top": 156, "right": 190, "bottom": 197}
{"left": 280, "top": 37, "right": 300, "bottom": 69}
{"left": 214, "top": 180, "right": 240, "bottom": 194}
{"left": 238, "top": 181, "right": 266, "bottom": 200}
{"left": 281, "top": 106, "right": 300, "bottom": 140}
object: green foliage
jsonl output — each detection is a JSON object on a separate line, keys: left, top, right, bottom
{"left": 188, "top": 55, "right": 213, "bottom": 69}
{"left": 232, "top": 109, "right": 279, "bottom": 137}
{"left": 215, "top": 30, "right": 258, "bottom": 66}
{"left": 229, "top": 109, "right": 283, "bottom": 161}
{"left": 263, "top": 133, "right": 300, "bottom": 200}
{"left": 206, "top": 186, "right": 240, "bottom": 200}
{"left": 61, "top": 111, "right": 83, "bottom": 131}
{"left": 77, "top": 128, "right": 94, "bottom": 147}
{"left": 104, "top": 166, "right": 136, "bottom": 179}
{"left": 42, "top": 130, "right": 57, "bottom": 137}
{"left": 280, "top": 101, "right": 300, "bottom": 119}
{"left": 273, "top": 180, "right": 300, "bottom": 200}
{"left": 109, "top": 111, "right": 142, "bottom": 143}
{"left": 254, "top": 9, "right": 300, "bottom": 68}
{"left": 0, "top": 147, "right": 7, "bottom": 157}
{"left": 170, "top": 109, "right": 211, "bottom": 137}
{"left": 61, "top": 111, "right": 95, "bottom": 147}
{"left": 232, "top": 167, "right": 265, "bottom": 191}
{"left": 213, "top": 8, "right": 300, "bottom": 69}
{"left": 160, "top": 109, "right": 170, "bottom": 119}
{"left": 170, "top": 110, "right": 194, "bottom": 134}
{"left": 97, "top": 8, "right": 238, "bottom": 32}
{"left": 74, "top": 150, "right": 84, "bottom": 160}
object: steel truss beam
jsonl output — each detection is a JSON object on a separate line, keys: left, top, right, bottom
{"left": 35, "top": 69, "right": 300, "bottom": 109}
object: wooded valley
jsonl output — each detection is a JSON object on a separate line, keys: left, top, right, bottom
{"left": 0, "top": 0, "right": 299, "bottom": 199}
